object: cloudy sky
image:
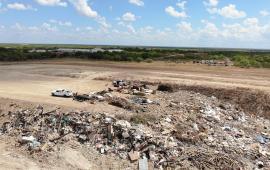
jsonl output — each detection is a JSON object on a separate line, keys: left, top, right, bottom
{"left": 0, "top": 0, "right": 270, "bottom": 48}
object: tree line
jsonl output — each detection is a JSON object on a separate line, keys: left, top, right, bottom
{"left": 0, "top": 47, "right": 270, "bottom": 68}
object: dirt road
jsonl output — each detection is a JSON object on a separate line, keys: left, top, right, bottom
{"left": 0, "top": 60, "right": 269, "bottom": 108}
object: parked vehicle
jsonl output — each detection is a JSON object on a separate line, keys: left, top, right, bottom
{"left": 51, "top": 89, "right": 73, "bottom": 97}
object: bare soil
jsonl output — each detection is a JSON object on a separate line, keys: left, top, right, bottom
{"left": 1, "top": 60, "right": 270, "bottom": 104}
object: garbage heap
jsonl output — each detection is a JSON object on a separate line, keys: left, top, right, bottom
{"left": 0, "top": 105, "right": 252, "bottom": 169}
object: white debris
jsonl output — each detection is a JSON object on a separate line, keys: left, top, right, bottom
{"left": 115, "top": 120, "right": 131, "bottom": 128}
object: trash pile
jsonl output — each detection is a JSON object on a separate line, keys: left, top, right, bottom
{"left": 73, "top": 90, "right": 112, "bottom": 102}
{"left": 71, "top": 81, "right": 157, "bottom": 112}
{"left": 1, "top": 100, "right": 269, "bottom": 169}
{"left": 2, "top": 80, "right": 270, "bottom": 169}
{"left": 112, "top": 80, "right": 155, "bottom": 96}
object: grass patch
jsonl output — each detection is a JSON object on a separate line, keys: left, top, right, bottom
{"left": 130, "top": 114, "right": 157, "bottom": 124}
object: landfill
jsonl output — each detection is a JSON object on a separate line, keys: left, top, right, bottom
{"left": 0, "top": 80, "right": 270, "bottom": 169}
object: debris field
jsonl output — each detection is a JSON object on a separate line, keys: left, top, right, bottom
{"left": 0, "top": 80, "right": 270, "bottom": 170}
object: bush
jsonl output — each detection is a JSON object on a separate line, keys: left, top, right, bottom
{"left": 233, "top": 55, "right": 251, "bottom": 68}
{"left": 135, "top": 57, "right": 143, "bottom": 62}
{"left": 157, "top": 83, "right": 179, "bottom": 92}
{"left": 145, "top": 59, "right": 153, "bottom": 63}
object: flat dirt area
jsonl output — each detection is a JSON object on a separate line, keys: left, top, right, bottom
{"left": 0, "top": 59, "right": 269, "bottom": 108}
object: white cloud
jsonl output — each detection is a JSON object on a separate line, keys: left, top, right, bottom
{"left": 176, "top": 1, "right": 187, "bottom": 10}
{"left": 200, "top": 20, "right": 219, "bottom": 37}
{"left": 260, "top": 10, "right": 269, "bottom": 17}
{"left": 42, "top": 22, "right": 58, "bottom": 31}
{"left": 69, "top": 0, "right": 97, "bottom": 18}
{"left": 165, "top": 6, "right": 187, "bottom": 18}
{"left": 243, "top": 18, "right": 259, "bottom": 26}
{"left": 219, "top": 4, "right": 246, "bottom": 19}
{"left": 198, "top": 18, "right": 270, "bottom": 43}
{"left": 35, "top": 0, "right": 67, "bottom": 7}
{"left": 3, "top": 19, "right": 270, "bottom": 48}
{"left": 122, "top": 12, "right": 136, "bottom": 22}
{"left": 7, "top": 3, "right": 36, "bottom": 11}
{"left": 126, "top": 24, "right": 136, "bottom": 34}
{"left": 96, "top": 16, "right": 110, "bottom": 28}
{"left": 139, "top": 26, "right": 153, "bottom": 33}
{"left": 129, "top": 0, "right": 144, "bottom": 6}
{"left": 49, "top": 19, "right": 72, "bottom": 27}
{"left": 68, "top": 0, "right": 109, "bottom": 28}
{"left": 222, "top": 18, "right": 269, "bottom": 41}
{"left": 204, "top": 0, "right": 218, "bottom": 7}
{"left": 209, "top": 4, "right": 246, "bottom": 19}
{"left": 177, "top": 21, "right": 192, "bottom": 32}
{"left": 206, "top": 7, "right": 218, "bottom": 14}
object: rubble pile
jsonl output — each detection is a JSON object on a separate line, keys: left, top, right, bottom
{"left": 73, "top": 90, "right": 112, "bottom": 102}
{"left": 1, "top": 100, "right": 269, "bottom": 169}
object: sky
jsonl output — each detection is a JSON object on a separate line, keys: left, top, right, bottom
{"left": 0, "top": 0, "right": 270, "bottom": 48}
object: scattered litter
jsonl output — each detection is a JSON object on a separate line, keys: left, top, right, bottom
{"left": 139, "top": 157, "right": 148, "bottom": 170}
{"left": 257, "top": 161, "right": 264, "bottom": 169}
{"left": 256, "top": 135, "right": 268, "bottom": 144}
{"left": 113, "top": 80, "right": 129, "bottom": 87}
{"left": 131, "top": 97, "right": 154, "bottom": 105}
{"left": 20, "top": 136, "right": 36, "bottom": 143}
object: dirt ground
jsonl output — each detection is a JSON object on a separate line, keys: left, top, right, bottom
{"left": 0, "top": 59, "right": 269, "bottom": 109}
{"left": 0, "top": 59, "right": 270, "bottom": 170}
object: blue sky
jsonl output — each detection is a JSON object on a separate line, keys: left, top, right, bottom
{"left": 0, "top": 0, "right": 270, "bottom": 48}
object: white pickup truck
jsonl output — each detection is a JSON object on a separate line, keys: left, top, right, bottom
{"left": 51, "top": 89, "right": 73, "bottom": 97}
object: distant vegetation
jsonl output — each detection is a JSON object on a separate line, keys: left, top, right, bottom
{"left": 0, "top": 44, "right": 270, "bottom": 68}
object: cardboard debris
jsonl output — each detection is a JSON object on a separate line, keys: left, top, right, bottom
{"left": 129, "top": 150, "right": 140, "bottom": 161}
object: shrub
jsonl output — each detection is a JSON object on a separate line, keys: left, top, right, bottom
{"left": 157, "top": 83, "right": 179, "bottom": 92}
{"left": 135, "top": 57, "right": 143, "bottom": 62}
{"left": 233, "top": 55, "right": 251, "bottom": 68}
{"left": 145, "top": 59, "right": 153, "bottom": 63}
